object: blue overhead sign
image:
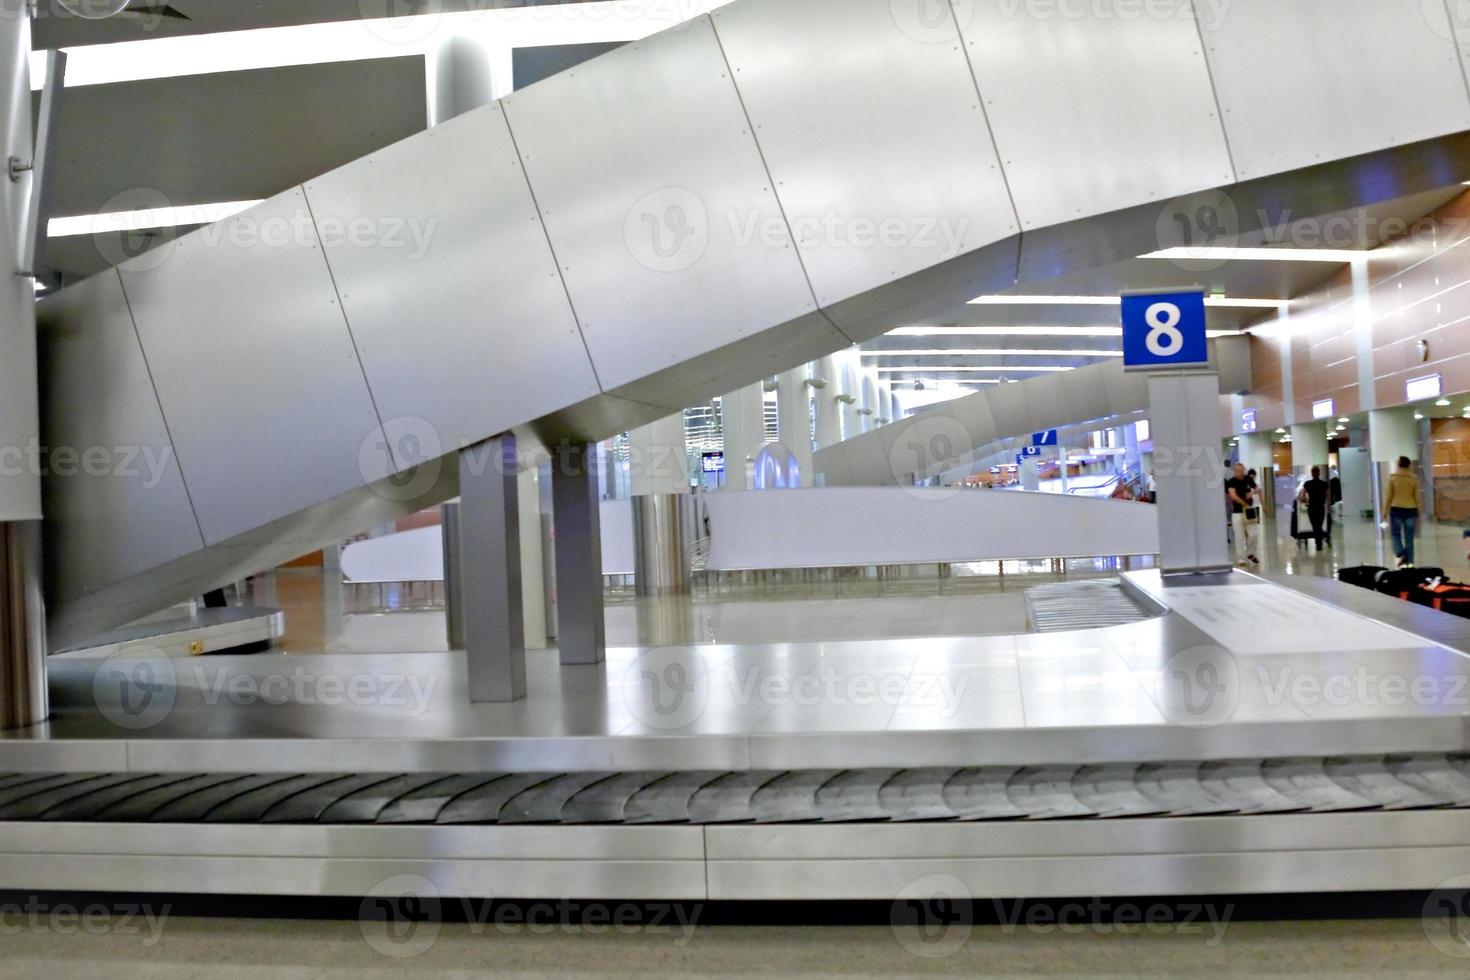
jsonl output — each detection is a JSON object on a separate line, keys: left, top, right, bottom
{"left": 1016, "top": 446, "right": 1043, "bottom": 466}
{"left": 1032, "top": 429, "right": 1058, "bottom": 447}
{"left": 1121, "top": 289, "right": 1209, "bottom": 372}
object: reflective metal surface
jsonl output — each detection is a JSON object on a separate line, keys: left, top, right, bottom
{"left": 458, "top": 437, "right": 525, "bottom": 702}
{"left": 0, "top": 522, "right": 45, "bottom": 731}
{"left": 35, "top": 269, "right": 203, "bottom": 605}
{"left": 958, "top": 0, "right": 1234, "bottom": 230}
{"left": 1202, "top": 0, "right": 1470, "bottom": 181}
{"left": 633, "top": 494, "right": 691, "bottom": 597}
{"left": 711, "top": 0, "right": 1017, "bottom": 307}
{"left": 303, "top": 103, "right": 600, "bottom": 452}
{"left": 118, "top": 187, "right": 388, "bottom": 545}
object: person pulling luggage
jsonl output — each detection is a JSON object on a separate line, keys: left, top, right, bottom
{"left": 1299, "top": 466, "right": 1330, "bottom": 552}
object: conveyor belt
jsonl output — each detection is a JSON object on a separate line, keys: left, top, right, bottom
{"left": 1024, "top": 579, "right": 1153, "bottom": 632}
{"left": 3, "top": 755, "right": 1466, "bottom": 825}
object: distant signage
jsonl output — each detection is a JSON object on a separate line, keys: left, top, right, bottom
{"left": 1312, "top": 399, "right": 1335, "bottom": 421}
{"left": 1121, "top": 289, "right": 1209, "bottom": 371}
{"left": 1016, "top": 446, "right": 1043, "bottom": 466}
{"left": 1031, "top": 429, "right": 1059, "bottom": 447}
{"left": 1240, "top": 408, "right": 1258, "bottom": 433}
{"left": 1406, "top": 374, "right": 1443, "bottom": 401}
{"left": 701, "top": 451, "right": 725, "bottom": 474}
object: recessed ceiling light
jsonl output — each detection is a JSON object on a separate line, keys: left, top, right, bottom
{"left": 48, "top": 200, "right": 264, "bottom": 237}
{"left": 1141, "top": 246, "right": 1368, "bottom": 264}
{"left": 967, "top": 294, "right": 1285, "bottom": 310}
{"left": 1437, "top": 398, "right": 1453, "bottom": 406}
{"left": 860, "top": 348, "right": 1122, "bottom": 358}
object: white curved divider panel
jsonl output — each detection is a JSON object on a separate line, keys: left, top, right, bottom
{"left": 341, "top": 502, "right": 637, "bottom": 583}
{"left": 36, "top": 0, "right": 1470, "bottom": 643}
{"left": 702, "top": 488, "right": 1158, "bottom": 571}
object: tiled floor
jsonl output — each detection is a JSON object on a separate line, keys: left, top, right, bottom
{"left": 0, "top": 909, "right": 1464, "bottom": 978}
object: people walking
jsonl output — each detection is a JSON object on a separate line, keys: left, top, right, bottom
{"left": 1382, "top": 456, "right": 1421, "bottom": 569}
{"left": 1300, "top": 466, "right": 1330, "bottom": 551}
{"left": 1226, "top": 462, "right": 1260, "bottom": 567}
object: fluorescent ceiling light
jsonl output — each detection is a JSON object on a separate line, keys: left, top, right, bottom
{"left": 888, "top": 325, "right": 1240, "bottom": 339}
{"left": 967, "top": 294, "right": 1286, "bottom": 310}
{"left": 860, "top": 349, "right": 1122, "bottom": 358}
{"left": 1142, "top": 247, "right": 1368, "bottom": 264}
{"left": 875, "top": 366, "right": 1076, "bottom": 374}
{"left": 48, "top": 200, "right": 263, "bottom": 237}
{"left": 30, "top": 0, "right": 735, "bottom": 88}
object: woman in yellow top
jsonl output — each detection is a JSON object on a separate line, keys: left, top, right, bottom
{"left": 1382, "top": 456, "right": 1421, "bottom": 569}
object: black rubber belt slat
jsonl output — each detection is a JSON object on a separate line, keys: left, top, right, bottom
{"left": 560, "top": 772, "right": 666, "bottom": 825}
{"left": 1072, "top": 765, "right": 1169, "bottom": 818}
{"left": 499, "top": 773, "right": 613, "bottom": 824}
{"left": 376, "top": 774, "right": 508, "bottom": 824}
{"left": 688, "top": 772, "right": 784, "bottom": 824}
{"left": 814, "top": 769, "right": 899, "bottom": 822}
{"left": 879, "top": 769, "right": 961, "bottom": 822}
{"left": 261, "top": 774, "right": 405, "bottom": 823}
{"left": 1199, "top": 761, "right": 1308, "bottom": 814}
{"left": 942, "top": 768, "right": 1027, "bottom": 820}
{"left": 0, "top": 773, "right": 110, "bottom": 811}
{"left": 150, "top": 775, "right": 307, "bottom": 822}
{"left": 623, "top": 771, "right": 724, "bottom": 824}
{"left": 206, "top": 775, "right": 353, "bottom": 823}
{"left": 317, "top": 774, "right": 452, "bottom": 824}
{"left": 1262, "top": 758, "right": 1376, "bottom": 812}
{"left": 1008, "top": 767, "right": 1094, "bottom": 820}
{"left": 94, "top": 774, "right": 245, "bottom": 821}
{"left": 437, "top": 773, "right": 559, "bottom": 824}
{"left": 0, "top": 774, "right": 147, "bottom": 820}
{"left": 39, "top": 773, "right": 206, "bottom": 821}
{"left": 0, "top": 773, "right": 61, "bottom": 793}
{"left": 1134, "top": 762, "right": 1235, "bottom": 816}
{"left": 1388, "top": 754, "right": 1470, "bottom": 806}
{"left": 750, "top": 770, "right": 842, "bottom": 823}
{"left": 1324, "top": 757, "right": 1449, "bottom": 810}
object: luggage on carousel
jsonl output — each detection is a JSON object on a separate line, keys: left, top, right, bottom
{"left": 1338, "top": 566, "right": 1388, "bottom": 591}
{"left": 1376, "top": 567, "right": 1446, "bottom": 600}
{"left": 1410, "top": 581, "right": 1470, "bottom": 617}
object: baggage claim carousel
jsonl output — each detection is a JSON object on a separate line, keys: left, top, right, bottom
{"left": 2, "top": 572, "right": 1469, "bottom": 902}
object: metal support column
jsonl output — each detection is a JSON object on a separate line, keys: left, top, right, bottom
{"left": 1148, "top": 374, "right": 1232, "bottom": 574}
{"left": 0, "top": 522, "right": 45, "bottom": 731}
{"left": 440, "top": 501, "right": 465, "bottom": 650}
{"left": 551, "top": 443, "right": 605, "bottom": 666}
{"left": 458, "top": 436, "right": 524, "bottom": 703}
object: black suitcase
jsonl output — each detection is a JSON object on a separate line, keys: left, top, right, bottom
{"left": 1377, "top": 567, "right": 1446, "bottom": 600}
{"left": 1410, "top": 582, "right": 1470, "bottom": 617}
{"left": 1338, "top": 566, "right": 1388, "bottom": 591}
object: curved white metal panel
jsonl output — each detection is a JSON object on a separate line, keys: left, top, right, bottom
{"left": 702, "top": 487, "right": 1159, "bottom": 569}
{"left": 304, "top": 103, "right": 601, "bottom": 453}
{"left": 958, "top": 0, "right": 1235, "bottom": 230}
{"left": 118, "top": 188, "right": 389, "bottom": 545}
{"left": 712, "top": 0, "right": 1018, "bottom": 308}
{"left": 1202, "top": 0, "right": 1470, "bottom": 180}
{"left": 502, "top": 16, "right": 823, "bottom": 398}
{"left": 36, "top": 270, "right": 204, "bottom": 603}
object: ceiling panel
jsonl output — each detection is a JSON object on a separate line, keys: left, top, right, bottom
{"left": 40, "top": 55, "right": 427, "bottom": 217}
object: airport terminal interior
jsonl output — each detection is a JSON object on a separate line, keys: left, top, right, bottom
{"left": 9, "top": 0, "right": 1470, "bottom": 976}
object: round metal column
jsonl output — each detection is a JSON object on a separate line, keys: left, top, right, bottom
{"left": 0, "top": 522, "right": 45, "bottom": 730}
{"left": 633, "top": 494, "right": 691, "bottom": 597}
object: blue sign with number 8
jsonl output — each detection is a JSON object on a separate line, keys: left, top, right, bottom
{"left": 1121, "top": 290, "right": 1208, "bottom": 371}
